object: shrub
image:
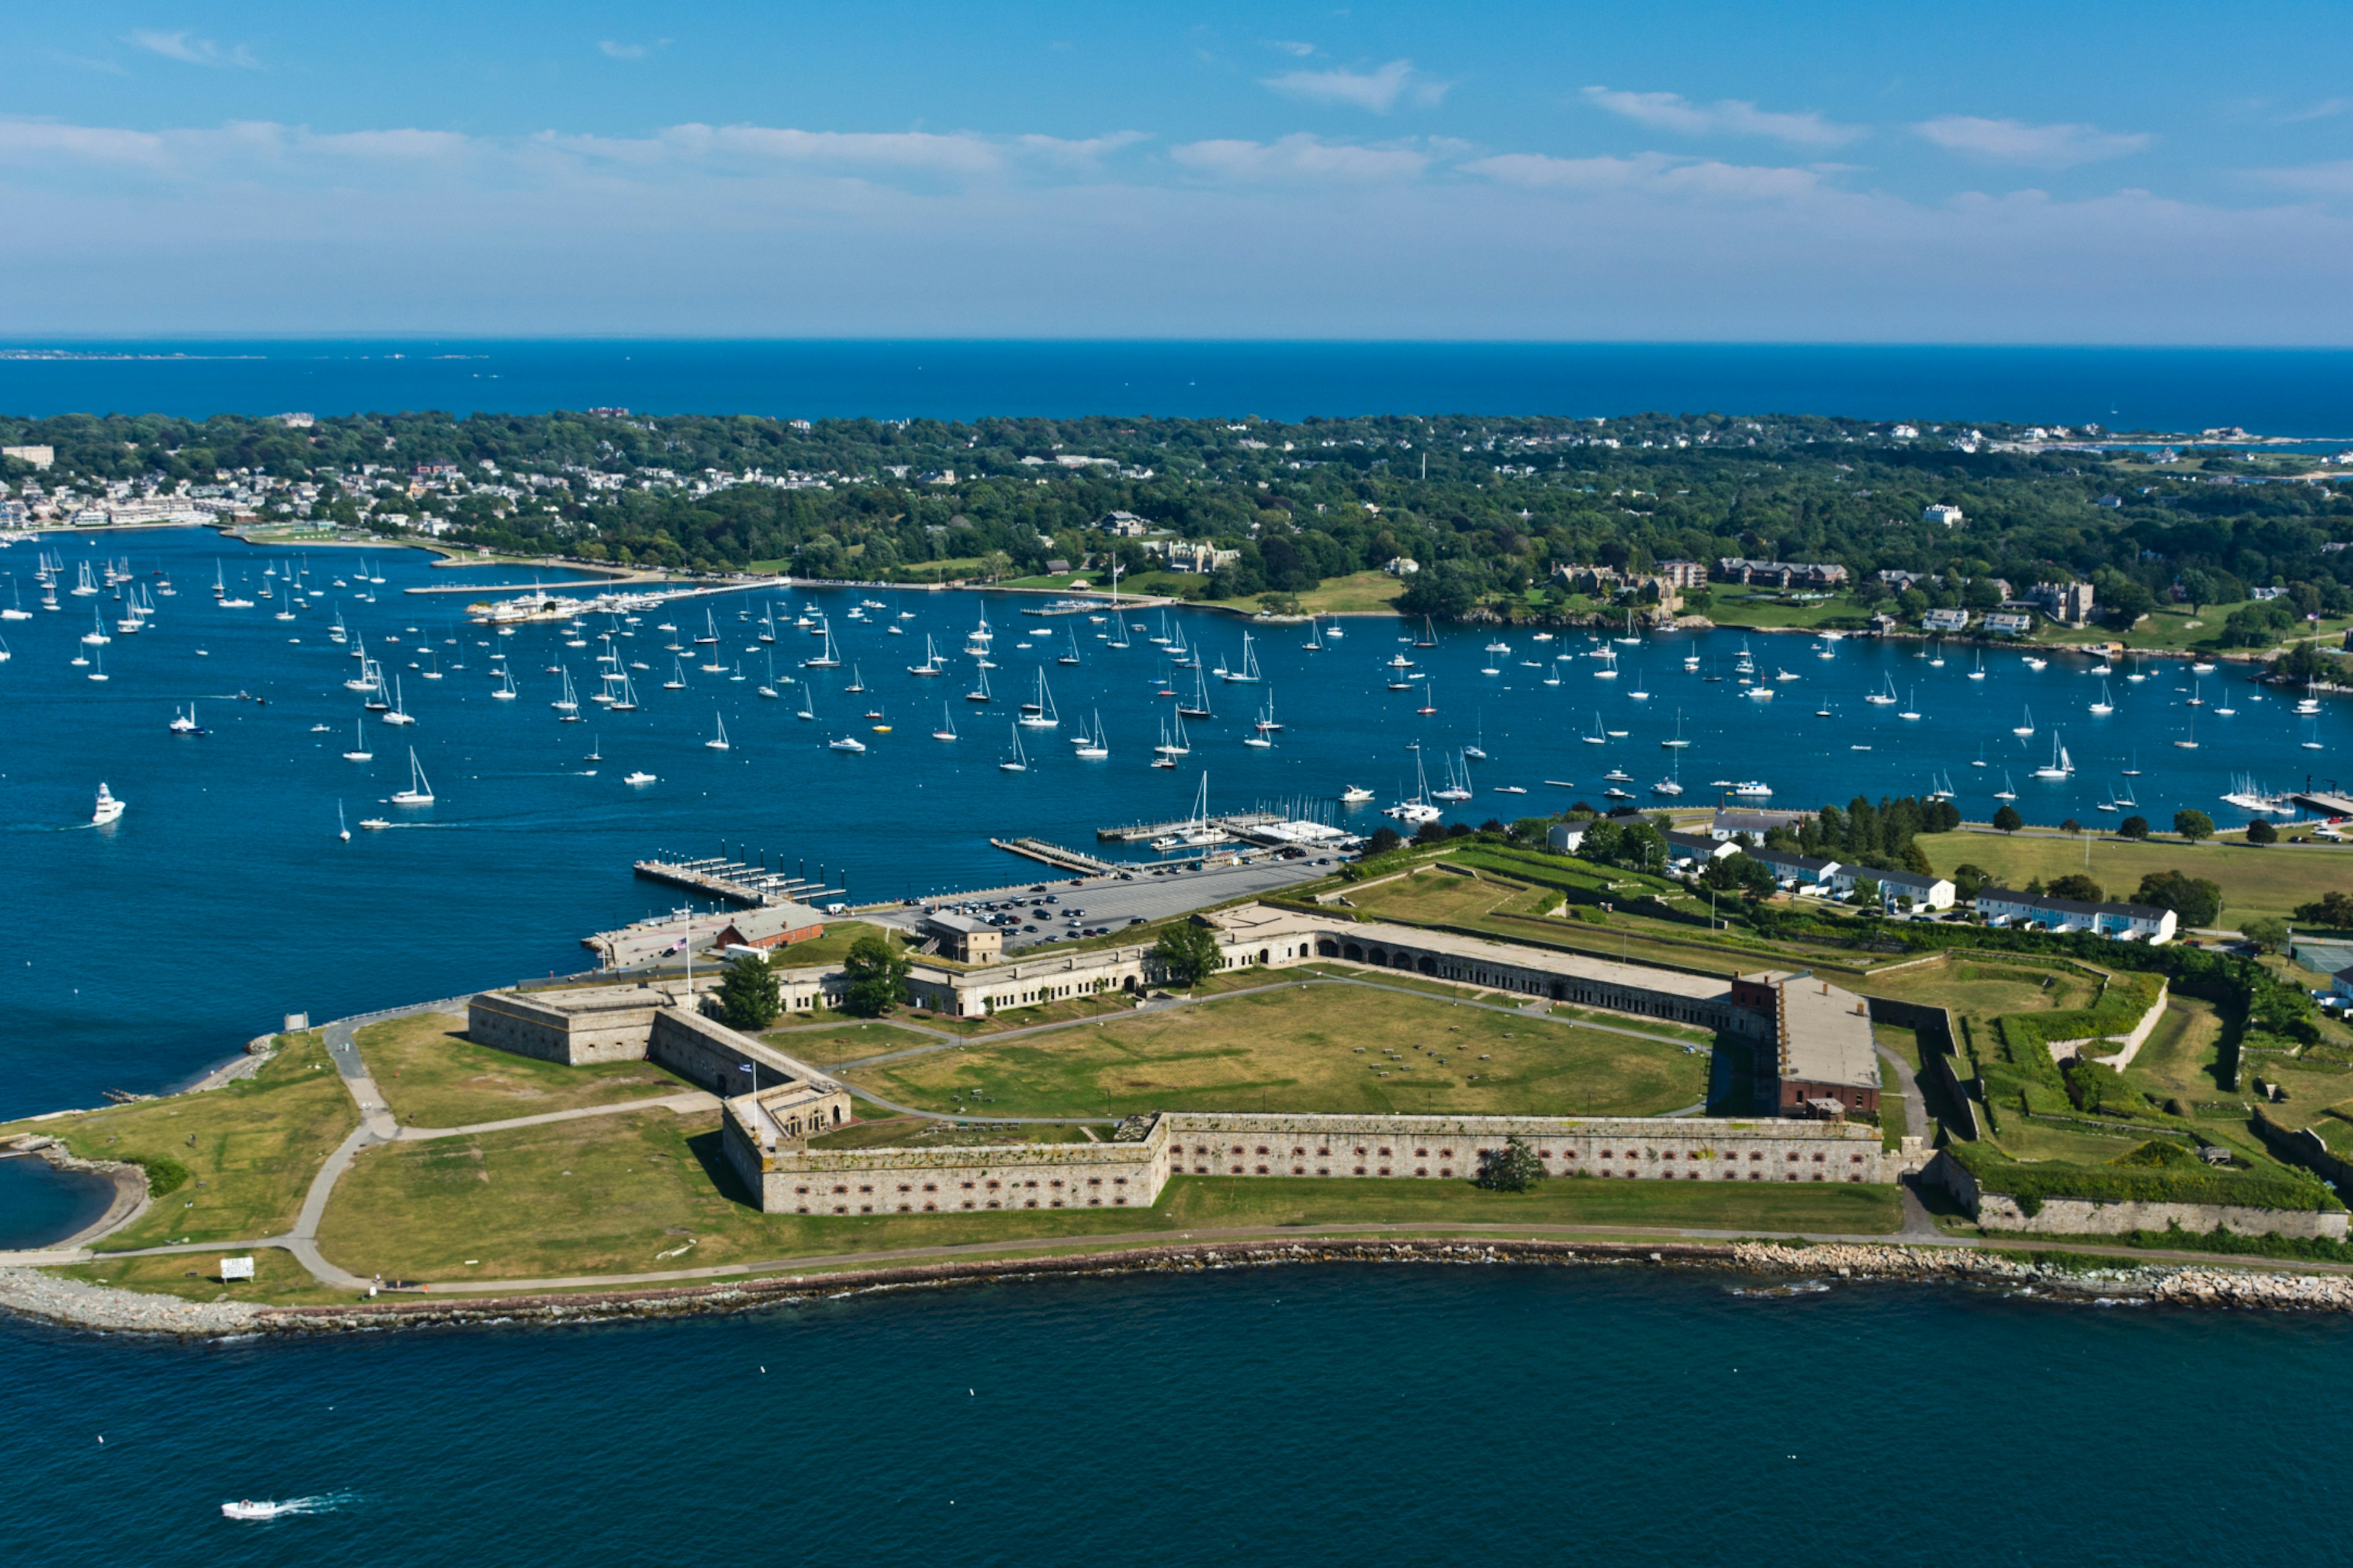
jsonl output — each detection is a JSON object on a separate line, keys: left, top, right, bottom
{"left": 2119, "top": 815, "right": 2150, "bottom": 839}
{"left": 2244, "top": 819, "right": 2278, "bottom": 846}
{"left": 131, "top": 1154, "right": 191, "bottom": 1198}
{"left": 1474, "top": 1136, "right": 1547, "bottom": 1192}
{"left": 1946, "top": 1140, "right": 2339, "bottom": 1212}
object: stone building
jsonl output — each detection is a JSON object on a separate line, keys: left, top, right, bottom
{"left": 1765, "top": 979, "right": 1881, "bottom": 1118}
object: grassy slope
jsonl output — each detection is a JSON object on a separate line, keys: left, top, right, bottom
{"left": 53, "top": 1248, "right": 356, "bottom": 1307}
{"left": 844, "top": 982, "right": 1708, "bottom": 1119}
{"left": 17, "top": 1031, "right": 360, "bottom": 1251}
{"left": 319, "top": 1104, "right": 1898, "bottom": 1286}
{"left": 356, "top": 1012, "right": 694, "bottom": 1126}
{"left": 1914, "top": 831, "right": 2353, "bottom": 924}
{"left": 759, "top": 1020, "right": 945, "bottom": 1067}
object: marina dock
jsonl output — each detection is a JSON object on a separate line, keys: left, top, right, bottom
{"left": 1096, "top": 811, "right": 1284, "bottom": 843}
{"left": 989, "top": 837, "right": 1124, "bottom": 875}
{"left": 632, "top": 857, "right": 841, "bottom": 907}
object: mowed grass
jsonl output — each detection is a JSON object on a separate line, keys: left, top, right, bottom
{"left": 760, "top": 1020, "right": 947, "bottom": 1067}
{"left": 1341, "top": 867, "right": 1529, "bottom": 925}
{"left": 2121, "top": 998, "right": 2228, "bottom": 1102}
{"left": 1860, "top": 957, "right": 2094, "bottom": 1021}
{"left": 317, "top": 1104, "right": 1898, "bottom": 1287}
{"left": 356, "top": 1012, "right": 694, "bottom": 1126}
{"left": 1203, "top": 570, "right": 1408, "bottom": 616}
{"left": 843, "top": 982, "right": 1708, "bottom": 1119}
{"left": 19, "top": 1031, "right": 360, "bottom": 1251}
{"left": 51, "top": 1248, "right": 355, "bottom": 1308}
{"left": 1915, "top": 831, "right": 2353, "bottom": 925}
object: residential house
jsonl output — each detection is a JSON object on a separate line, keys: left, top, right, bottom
{"left": 1974, "top": 888, "right": 2177, "bottom": 942}
{"left": 1922, "top": 607, "right": 1971, "bottom": 632}
{"left": 2026, "top": 581, "right": 2097, "bottom": 626}
{"left": 1664, "top": 830, "right": 1742, "bottom": 870}
{"left": 1923, "top": 504, "right": 1965, "bottom": 527}
{"left": 1097, "top": 510, "right": 1151, "bottom": 537}
{"left": 1709, "top": 809, "right": 1808, "bottom": 841}
{"left": 1655, "top": 559, "right": 1708, "bottom": 589}
{"left": 1982, "top": 611, "right": 2035, "bottom": 635}
{"left": 1828, "top": 866, "right": 1955, "bottom": 911}
{"left": 1715, "top": 558, "right": 1848, "bottom": 589}
{"left": 1750, "top": 850, "right": 1842, "bottom": 892}
{"left": 1545, "top": 823, "right": 1589, "bottom": 855}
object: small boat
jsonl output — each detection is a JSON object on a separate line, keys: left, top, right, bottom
{"left": 1865, "top": 676, "right": 1898, "bottom": 706}
{"left": 169, "top": 703, "right": 203, "bottom": 735}
{"left": 625, "top": 770, "right": 657, "bottom": 786}
{"left": 338, "top": 801, "right": 350, "bottom": 841}
{"left": 91, "top": 782, "right": 126, "bottom": 825}
{"left": 492, "top": 666, "right": 517, "bottom": 701}
{"left": 1661, "top": 711, "right": 1689, "bottom": 749}
{"left": 706, "top": 713, "right": 731, "bottom": 751}
{"left": 2011, "top": 705, "right": 2034, "bottom": 738}
{"left": 1059, "top": 627, "right": 1083, "bottom": 667}
{"left": 933, "top": 703, "right": 958, "bottom": 741}
{"left": 1995, "top": 772, "right": 2018, "bottom": 801}
{"left": 1967, "top": 650, "right": 1985, "bottom": 681}
{"left": 1898, "top": 686, "right": 1921, "bottom": 721}
{"left": 2088, "top": 682, "right": 2115, "bottom": 716}
{"left": 1730, "top": 780, "right": 1773, "bottom": 798}
{"left": 1339, "top": 785, "right": 1374, "bottom": 803}
{"left": 383, "top": 676, "right": 417, "bottom": 726}
{"left": 2032, "top": 733, "right": 2075, "bottom": 778}
{"left": 390, "top": 748, "right": 434, "bottom": 805}
{"left": 1074, "top": 710, "right": 1109, "bottom": 759}
{"left": 999, "top": 724, "right": 1029, "bottom": 773}
{"left": 829, "top": 735, "right": 868, "bottom": 753}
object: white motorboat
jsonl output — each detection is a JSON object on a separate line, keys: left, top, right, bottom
{"left": 91, "top": 782, "right": 125, "bottom": 824}
{"left": 829, "top": 735, "right": 868, "bottom": 753}
{"left": 625, "top": 770, "right": 657, "bottom": 786}
{"left": 1339, "top": 785, "right": 1374, "bottom": 803}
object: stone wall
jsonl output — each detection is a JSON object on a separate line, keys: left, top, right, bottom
{"left": 721, "top": 1109, "right": 1900, "bottom": 1216}
{"left": 1930, "top": 1149, "right": 2348, "bottom": 1239}
{"left": 466, "top": 989, "right": 667, "bottom": 1065}
{"left": 646, "top": 1006, "right": 833, "bottom": 1097}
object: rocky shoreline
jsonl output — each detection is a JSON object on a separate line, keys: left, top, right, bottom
{"left": 7, "top": 1236, "right": 2352, "bottom": 1339}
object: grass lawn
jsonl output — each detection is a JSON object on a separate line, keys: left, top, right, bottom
{"left": 1341, "top": 866, "right": 1536, "bottom": 925}
{"left": 760, "top": 1020, "right": 947, "bottom": 1067}
{"left": 50, "top": 1248, "right": 355, "bottom": 1308}
{"left": 765, "top": 922, "right": 912, "bottom": 974}
{"left": 1878, "top": 1058, "right": 1908, "bottom": 1149}
{"left": 1994, "top": 1118, "right": 2165, "bottom": 1162}
{"left": 1202, "top": 570, "right": 1409, "bottom": 617}
{"left": 1914, "top": 831, "right": 2353, "bottom": 925}
{"left": 355, "top": 1011, "right": 693, "bottom": 1126}
{"left": 808, "top": 1117, "right": 1101, "bottom": 1149}
{"left": 1871, "top": 1022, "right": 1922, "bottom": 1072}
{"left": 2120, "top": 998, "right": 2229, "bottom": 1104}
{"left": 843, "top": 982, "right": 1708, "bottom": 1119}
{"left": 13, "top": 1031, "right": 360, "bottom": 1252}
{"left": 317, "top": 1104, "right": 1900, "bottom": 1289}
{"left": 1860, "top": 955, "right": 2094, "bottom": 1020}
{"left": 1703, "top": 591, "right": 1863, "bottom": 631}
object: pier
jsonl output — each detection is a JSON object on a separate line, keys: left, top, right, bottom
{"left": 1096, "top": 810, "right": 1284, "bottom": 843}
{"left": 632, "top": 856, "right": 841, "bottom": 907}
{"left": 990, "top": 837, "right": 1125, "bottom": 875}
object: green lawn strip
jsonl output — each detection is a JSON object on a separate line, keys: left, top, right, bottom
{"left": 49, "top": 1248, "right": 355, "bottom": 1308}
{"left": 843, "top": 983, "right": 1707, "bottom": 1119}
{"left": 1871, "top": 1022, "right": 1922, "bottom": 1072}
{"left": 760, "top": 1020, "right": 945, "bottom": 1067}
{"left": 25, "top": 1031, "right": 363, "bottom": 1252}
{"left": 319, "top": 1107, "right": 1901, "bottom": 1288}
{"left": 355, "top": 1012, "right": 694, "bottom": 1126}
{"left": 1914, "top": 831, "right": 2353, "bottom": 924}
{"left": 808, "top": 1117, "right": 1102, "bottom": 1149}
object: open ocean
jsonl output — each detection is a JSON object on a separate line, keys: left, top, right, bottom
{"left": 3, "top": 343, "right": 2347, "bottom": 1565}
{"left": 7, "top": 339, "right": 2353, "bottom": 434}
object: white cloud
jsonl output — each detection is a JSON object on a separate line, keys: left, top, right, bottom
{"left": 1914, "top": 116, "right": 2149, "bottom": 168}
{"left": 1466, "top": 150, "right": 1822, "bottom": 200}
{"left": 1582, "top": 86, "right": 1862, "bottom": 149}
{"left": 2255, "top": 159, "right": 2353, "bottom": 196}
{"left": 2279, "top": 97, "right": 2352, "bottom": 124}
{"left": 1173, "top": 134, "right": 1430, "bottom": 183}
{"left": 127, "top": 30, "right": 258, "bottom": 69}
{"left": 599, "top": 41, "right": 648, "bottom": 60}
{"left": 1265, "top": 40, "right": 1316, "bottom": 58}
{"left": 1260, "top": 59, "right": 1449, "bottom": 113}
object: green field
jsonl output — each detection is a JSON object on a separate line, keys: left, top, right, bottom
{"left": 759, "top": 1020, "right": 945, "bottom": 1067}
{"left": 357, "top": 1011, "right": 694, "bottom": 1125}
{"left": 1862, "top": 957, "right": 2097, "bottom": 1020}
{"left": 842, "top": 982, "right": 1709, "bottom": 1119}
{"left": 11, "top": 1031, "right": 360, "bottom": 1251}
{"left": 1915, "top": 831, "right": 2353, "bottom": 926}
{"left": 54, "top": 1246, "right": 355, "bottom": 1307}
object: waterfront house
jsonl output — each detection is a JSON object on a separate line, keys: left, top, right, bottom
{"left": 1921, "top": 607, "right": 1971, "bottom": 632}
{"left": 1973, "top": 888, "right": 2177, "bottom": 942}
{"left": 1545, "top": 822, "right": 1590, "bottom": 855}
{"left": 1664, "top": 830, "right": 1741, "bottom": 869}
{"left": 1709, "top": 808, "right": 1808, "bottom": 841}
{"left": 1828, "top": 866, "right": 1955, "bottom": 911}
{"left": 1750, "top": 849, "right": 1842, "bottom": 893}
{"left": 1982, "top": 611, "right": 2035, "bottom": 635}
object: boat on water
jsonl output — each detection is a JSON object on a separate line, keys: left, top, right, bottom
{"left": 829, "top": 734, "right": 868, "bottom": 753}
{"left": 706, "top": 713, "right": 731, "bottom": 751}
{"left": 1729, "top": 780, "right": 1773, "bottom": 798}
{"left": 169, "top": 703, "right": 205, "bottom": 735}
{"left": 1865, "top": 675, "right": 1898, "bottom": 706}
{"left": 1339, "top": 784, "right": 1374, "bottom": 803}
{"left": 1074, "top": 710, "right": 1109, "bottom": 759}
{"left": 2089, "top": 681, "right": 2115, "bottom": 716}
{"left": 390, "top": 748, "right": 434, "bottom": 805}
{"left": 2032, "top": 733, "right": 2074, "bottom": 778}
{"left": 1220, "top": 631, "right": 1264, "bottom": 684}
{"left": 1384, "top": 752, "right": 1442, "bottom": 823}
{"left": 1995, "top": 771, "right": 2018, "bottom": 801}
{"left": 91, "top": 782, "right": 125, "bottom": 824}
{"left": 2011, "top": 705, "right": 2034, "bottom": 738}
{"left": 1018, "top": 669, "right": 1061, "bottom": 729}
{"left": 1661, "top": 711, "right": 1689, "bottom": 749}
{"left": 999, "top": 724, "right": 1029, "bottom": 773}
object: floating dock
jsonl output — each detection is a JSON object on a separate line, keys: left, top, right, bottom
{"left": 1096, "top": 811, "right": 1284, "bottom": 843}
{"left": 990, "top": 837, "right": 1124, "bottom": 875}
{"left": 632, "top": 857, "right": 839, "bottom": 907}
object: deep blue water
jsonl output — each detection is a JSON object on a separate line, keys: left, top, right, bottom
{"left": 10, "top": 339, "right": 2353, "bottom": 434}
{"left": 0, "top": 1156, "right": 110, "bottom": 1249}
{"left": 2, "top": 1264, "right": 2343, "bottom": 1566}
{"left": 0, "top": 527, "right": 2340, "bottom": 1124}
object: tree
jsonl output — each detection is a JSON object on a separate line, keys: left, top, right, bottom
{"left": 1852, "top": 876, "right": 1883, "bottom": 907}
{"left": 1365, "top": 825, "right": 1402, "bottom": 855}
{"left": 1396, "top": 562, "right": 1477, "bottom": 619}
{"left": 715, "top": 953, "right": 781, "bottom": 1031}
{"left": 1951, "top": 862, "right": 1993, "bottom": 900}
{"left": 841, "top": 934, "right": 911, "bottom": 1017}
{"left": 2047, "top": 873, "right": 2104, "bottom": 903}
{"left": 2135, "top": 870, "right": 2224, "bottom": 928}
{"left": 2058, "top": 819, "right": 2082, "bottom": 835}
{"left": 1257, "top": 591, "right": 1303, "bottom": 616}
{"left": 2173, "top": 809, "right": 2215, "bottom": 843}
{"left": 1151, "top": 921, "right": 1224, "bottom": 987}
{"left": 2118, "top": 816, "right": 2150, "bottom": 840}
{"left": 1993, "top": 805, "right": 2024, "bottom": 833}
{"left": 1474, "top": 1135, "right": 1546, "bottom": 1192}
{"left": 2293, "top": 891, "right": 2353, "bottom": 928}
{"left": 2242, "top": 915, "right": 2291, "bottom": 955}
{"left": 2245, "top": 818, "right": 2278, "bottom": 846}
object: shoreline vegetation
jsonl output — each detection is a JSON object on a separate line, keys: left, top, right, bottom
{"left": 6, "top": 406, "right": 2349, "bottom": 680}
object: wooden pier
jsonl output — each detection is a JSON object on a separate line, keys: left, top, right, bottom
{"left": 990, "top": 838, "right": 1124, "bottom": 875}
{"left": 1095, "top": 811, "right": 1284, "bottom": 843}
{"left": 632, "top": 857, "right": 839, "bottom": 907}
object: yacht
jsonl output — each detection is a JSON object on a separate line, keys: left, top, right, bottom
{"left": 343, "top": 719, "right": 373, "bottom": 762}
{"left": 383, "top": 676, "right": 417, "bottom": 726}
{"left": 1729, "top": 780, "right": 1773, "bottom": 798}
{"left": 828, "top": 734, "right": 868, "bottom": 753}
{"left": 1898, "top": 687, "right": 1921, "bottom": 721}
{"left": 2011, "top": 705, "right": 2034, "bottom": 738}
{"left": 1018, "top": 670, "right": 1061, "bottom": 729}
{"left": 1339, "top": 784, "right": 1375, "bottom": 803}
{"left": 625, "top": 770, "right": 657, "bottom": 786}
{"left": 2032, "top": 733, "right": 2075, "bottom": 779}
{"left": 1661, "top": 711, "right": 1690, "bottom": 749}
{"left": 1995, "top": 771, "right": 2018, "bottom": 801}
{"left": 90, "top": 783, "right": 126, "bottom": 825}
{"left": 706, "top": 713, "right": 731, "bottom": 751}
{"left": 169, "top": 703, "right": 204, "bottom": 735}
{"left": 999, "top": 724, "right": 1029, "bottom": 773}
{"left": 2088, "top": 681, "right": 2115, "bottom": 717}
{"left": 1967, "top": 650, "right": 1985, "bottom": 681}
{"left": 1865, "top": 675, "right": 1898, "bottom": 706}
{"left": 390, "top": 748, "right": 434, "bottom": 805}
{"left": 1073, "top": 711, "right": 1110, "bottom": 759}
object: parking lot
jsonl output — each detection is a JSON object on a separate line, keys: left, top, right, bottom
{"left": 871, "top": 853, "right": 1338, "bottom": 952}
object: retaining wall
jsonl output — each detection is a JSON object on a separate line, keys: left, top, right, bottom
{"left": 1930, "top": 1149, "right": 2347, "bottom": 1240}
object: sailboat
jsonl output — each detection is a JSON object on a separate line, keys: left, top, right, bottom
{"left": 610, "top": 671, "right": 640, "bottom": 712}
{"left": 2088, "top": 681, "right": 2115, "bottom": 716}
{"left": 1415, "top": 616, "right": 1438, "bottom": 650}
{"left": 664, "top": 657, "right": 688, "bottom": 691}
{"left": 1661, "top": 710, "right": 1690, "bottom": 749}
{"left": 1018, "top": 670, "right": 1061, "bottom": 729}
{"left": 2032, "top": 732, "right": 2074, "bottom": 778}
{"left": 804, "top": 626, "right": 842, "bottom": 670}
{"left": 1651, "top": 754, "right": 1684, "bottom": 797}
{"left": 1415, "top": 680, "right": 1436, "bottom": 716}
{"left": 966, "top": 660, "right": 993, "bottom": 703}
{"left": 1898, "top": 686, "right": 1922, "bottom": 721}
{"left": 694, "top": 609, "right": 721, "bottom": 646}
{"left": 1384, "top": 751, "right": 1442, "bottom": 822}
{"left": 1583, "top": 710, "right": 1608, "bottom": 746}
{"left": 87, "top": 645, "right": 108, "bottom": 683}
{"left": 1221, "top": 631, "right": 1264, "bottom": 684}
{"left": 1431, "top": 752, "right": 1473, "bottom": 801}
{"left": 1252, "top": 691, "right": 1282, "bottom": 736}
{"left": 492, "top": 665, "right": 517, "bottom": 701}
{"left": 338, "top": 801, "right": 350, "bottom": 842}
{"left": 1865, "top": 675, "right": 1898, "bottom": 706}
{"left": 999, "top": 723, "right": 1029, "bottom": 772}
{"left": 844, "top": 663, "right": 866, "bottom": 694}
{"left": 758, "top": 654, "right": 781, "bottom": 699}
{"left": 2010, "top": 705, "right": 2034, "bottom": 738}
{"left": 1968, "top": 650, "right": 1986, "bottom": 681}
{"left": 2174, "top": 711, "right": 2199, "bottom": 750}
{"left": 1302, "top": 620, "right": 1324, "bottom": 652}
{"left": 384, "top": 675, "right": 417, "bottom": 726}
{"left": 909, "top": 635, "right": 945, "bottom": 676}
{"left": 705, "top": 712, "right": 731, "bottom": 751}
{"left": 1059, "top": 627, "right": 1083, "bottom": 666}
{"left": 933, "top": 703, "right": 959, "bottom": 741}
{"left": 1463, "top": 713, "right": 1487, "bottom": 760}
{"left": 1156, "top": 710, "right": 1192, "bottom": 759}
{"left": 343, "top": 719, "right": 373, "bottom": 762}
{"left": 1074, "top": 710, "right": 1109, "bottom": 759}
{"left": 390, "top": 748, "right": 434, "bottom": 805}
{"left": 1177, "top": 665, "right": 1213, "bottom": 720}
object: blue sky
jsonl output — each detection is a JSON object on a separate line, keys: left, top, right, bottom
{"left": 6, "top": 2, "right": 2352, "bottom": 339}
